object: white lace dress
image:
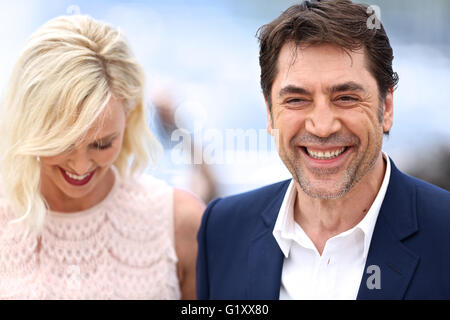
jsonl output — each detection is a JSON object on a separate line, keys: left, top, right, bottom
{"left": 0, "top": 167, "right": 181, "bottom": 299}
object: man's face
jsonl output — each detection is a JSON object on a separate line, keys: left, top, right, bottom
{"left": 267, "top": 42, "right": 393, "bottom": 199}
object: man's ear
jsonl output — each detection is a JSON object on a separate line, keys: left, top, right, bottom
{"left": 382, "top": 88, "right": 394, "bottom": 133}
{"left": 266, "top": 99, "right": 274, "bottom": 136}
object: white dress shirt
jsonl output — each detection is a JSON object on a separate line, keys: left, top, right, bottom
{"left": 273, "top": 152, "right": 391, "bottom": 300}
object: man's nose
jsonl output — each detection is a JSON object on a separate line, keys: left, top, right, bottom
{"left": 67, "top": 149, "right": 94, "bottom": 175}
{"left": 304, "top": 97, "right": 341, "bottom": 138}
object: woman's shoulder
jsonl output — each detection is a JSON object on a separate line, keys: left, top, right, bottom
{"left": 173, "top": 188, "right": 205, "bottom": 244}
{"left": 115, "top": 172, "right": 173, "bottom": 207}
{"left": 120, "top": 172, "right": 205, "bottom": 222}
{"left": 121, "top": 172, "right": 172, "bottom": 195}
{"left": 173, "top": 188, "right": 205, "bottom": 221}
{"left": 116, "top": 172, "right": 205, "bottom": 237}
{"left": 137, "top": 173, "right": 173, "bottom": 193}
{"left": 171, "top": 188, "right": 205, "bottom": 299}
{"left": 110, "top": 172, "right": 175, "bottom": 228}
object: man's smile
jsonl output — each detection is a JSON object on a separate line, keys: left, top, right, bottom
{"left": 303, "top": 146, "right": 348, "bottom": 160}
{"left": 298, "top": 145, "right": 354, "bottom": 170}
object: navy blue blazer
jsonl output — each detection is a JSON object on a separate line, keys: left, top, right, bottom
{"left": 196, "top": 159, "right": 450, "bottom": 299}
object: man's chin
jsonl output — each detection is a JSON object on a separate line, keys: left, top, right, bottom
{"left": 297, "top": 180, "right": 353, "bottom": 200}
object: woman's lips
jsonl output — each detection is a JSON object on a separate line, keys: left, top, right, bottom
{"left": 59, "top": 167, "right": 96, "bottom": 186}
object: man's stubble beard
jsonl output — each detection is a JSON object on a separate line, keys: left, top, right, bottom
{"left": 280, "top": 133, "right": 382, "bottom": 200}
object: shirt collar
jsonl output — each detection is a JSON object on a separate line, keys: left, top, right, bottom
{"left": 273, "top": 179, "right": 297, "bottom": 257}
{"left": 358, "top": 151, "right": 391, "bottom": 258}
{"left": 273, "top": 151, "right": 391, "bottom": 259}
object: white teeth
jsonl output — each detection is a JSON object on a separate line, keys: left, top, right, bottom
{"left": 65, "top": 170, "right": 91, "bottom": 180}
{"left": 306, "top": 147, "right": 346, "bottom": 160}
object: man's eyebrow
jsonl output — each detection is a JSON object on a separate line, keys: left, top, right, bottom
{"left": 278, "top": 81, "right": 365, "bottom": 97}
{"left": 330, "top": 81, "right": 366, "bottom": 93}
{"left": 279, "top": 85, "right": 311, "bottom": 97}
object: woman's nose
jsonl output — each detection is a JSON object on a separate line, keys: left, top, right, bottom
{"left": 66, "top": 149, "right": 94, "bottom": 175}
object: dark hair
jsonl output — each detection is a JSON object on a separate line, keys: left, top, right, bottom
{"left": 257, "top": 0, "right": 399, "bottom": 113}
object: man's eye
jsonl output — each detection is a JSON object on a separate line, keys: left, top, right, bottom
{"left": 337, "top": 96, "right": 358, "bottom": 102}
{"left": 285, "top": 98, "right": 310, "bottom": 108}
{"left": 287, "top": 98, "right": 306, "bottom": 103}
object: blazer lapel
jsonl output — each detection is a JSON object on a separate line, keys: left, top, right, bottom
{"left": 245, "top": 159, "right": 420, "bottom": 300}
{"left": 247, "top": 181, "right": 290, "bottom": 299}
{"left": 357, "top": 159, "right": 420, "bottom": 299}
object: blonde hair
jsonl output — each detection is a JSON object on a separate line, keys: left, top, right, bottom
{"left": 0, "top": 15, "right": 161, "bottom": 235}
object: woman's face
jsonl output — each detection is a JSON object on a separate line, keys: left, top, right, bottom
{"left": 39, "top": 97, "right": 127, "bottom": 210}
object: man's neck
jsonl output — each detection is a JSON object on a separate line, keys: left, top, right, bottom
{"left": 293, "top": 153, "right": 386, "bottom": 255}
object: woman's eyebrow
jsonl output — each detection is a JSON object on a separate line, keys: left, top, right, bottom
{"left": 89, "top": 132, "right": 119, "bottom": 145}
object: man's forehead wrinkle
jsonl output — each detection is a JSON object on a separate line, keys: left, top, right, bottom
{"left": 346, "top": 50, "right": 354, "bottom": 68}
{"left": 277, "top": 44, "right": 376, "bottom": 99}
{"left": 283, "top": 44, "right": 357, "bottom": 75}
